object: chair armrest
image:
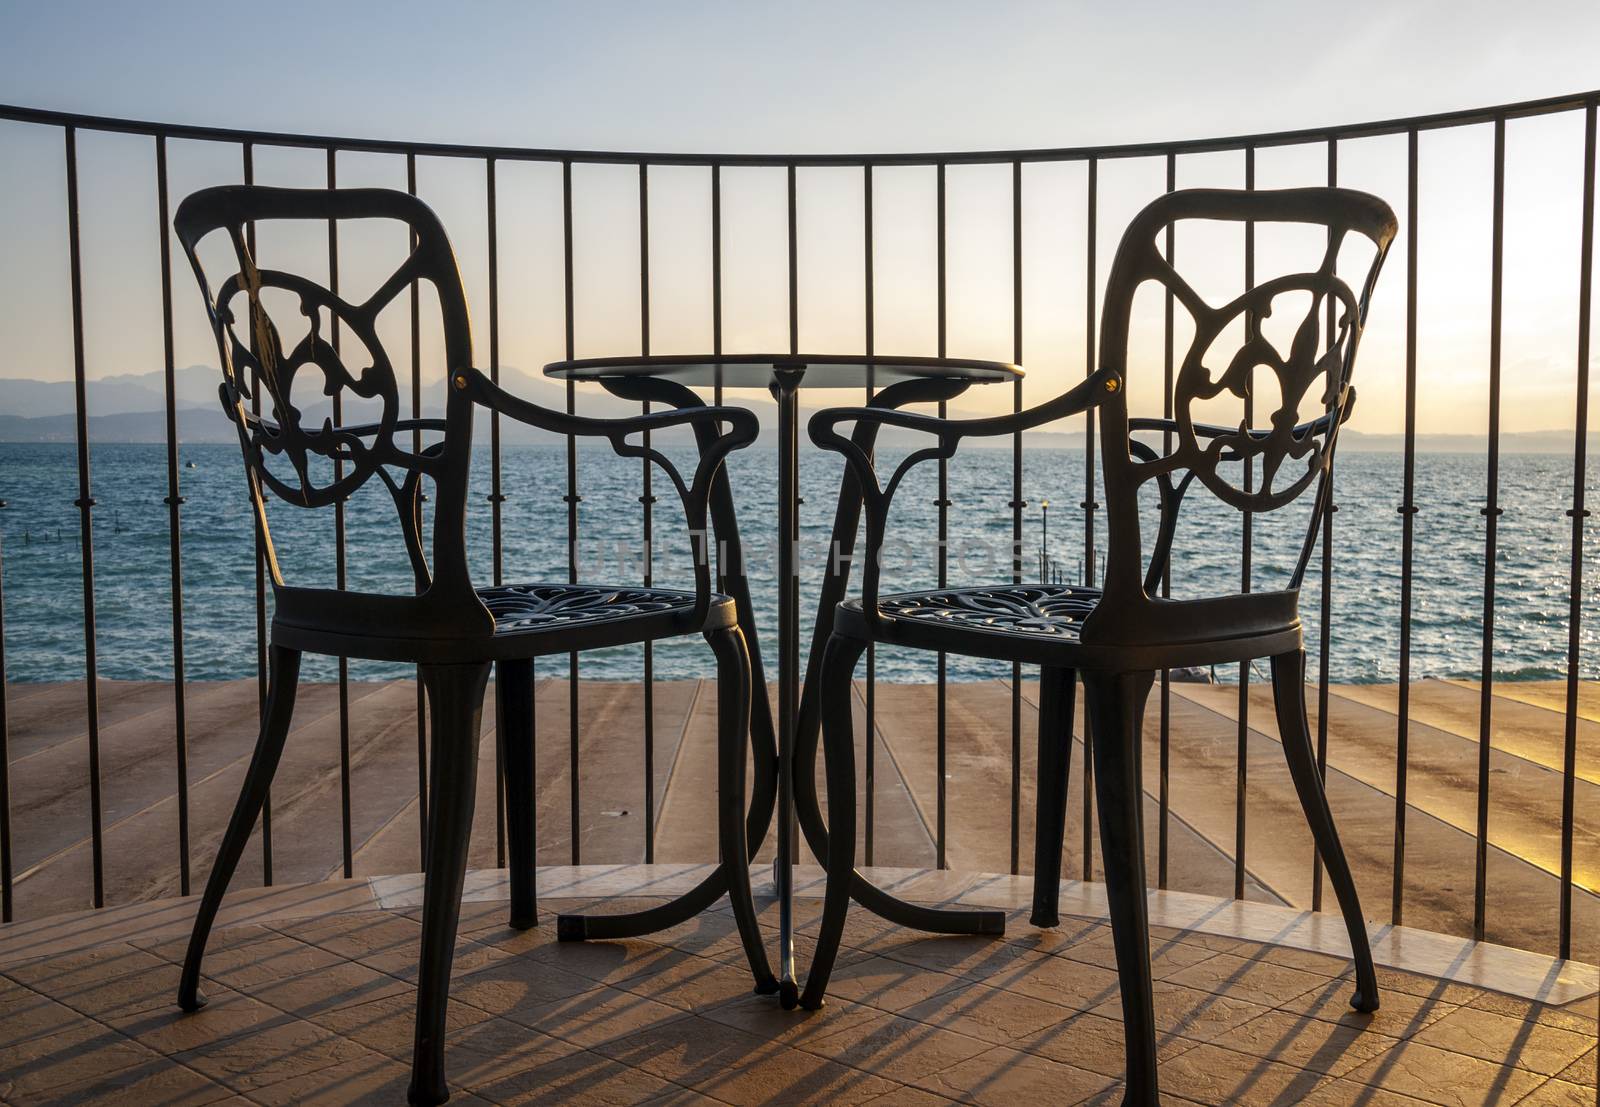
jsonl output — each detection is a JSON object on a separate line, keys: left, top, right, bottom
{"left": 455, "top": 366, "right": 757, "bottom": 503}
{"left": 453, "top": 367, "right": 758, "bottom": 602}
{"left": 807, "top": 365, "right": 1119, "bottom": 613}
{"left": 811, "top": 365, "right": 1119, "bottom": 453}
{"left": 809, "top": 365, "right": 1119, "bottom": 531}
{"left": 458, "top": 366, "right": 754, "bottom": 446}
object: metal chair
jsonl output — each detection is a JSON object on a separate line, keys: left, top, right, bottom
{"left": 171, "top": 185, "right": 774, "bottom": 1106}
{"left": 801, "top": 187, "right": 1397, "bottom": 1105}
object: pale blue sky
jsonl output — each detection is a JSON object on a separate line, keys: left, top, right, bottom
{"left": 0, "top": 1, "right": 1597, "bottom": 434}
{"left": 2, "top": 1, "right": 1597, "bottom": 153}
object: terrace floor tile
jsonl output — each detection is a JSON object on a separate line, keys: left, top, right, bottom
{"left": 2, "top": 887, "right": 1592, "bottom": 1106}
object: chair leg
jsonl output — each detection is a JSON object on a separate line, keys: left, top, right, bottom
{"left": 1083, "top": 670, "right": 1158, "bottom": 1107}
{"left": 496, "top": 658, "right": 537, "bottom": 930}
{"left": 557, "top": 868, "right": 731, "bottom": 941}
{"left": 1031, "top": 666, "right": 1076, "bottom": 928}
{"left": 708, "top": 625, "right": 779, "bottom": 994}
{"left": 1271, "top": 648, "right": 1379, "bottom": 1013}
{"left": 408, "top": 662, "right": 489, "bottom": 1107}
{"left": 178, "top": 643, "right": 300, "bottom": 1013}
{"left": 793, "top": 638, "right": 1005, "bottom": 939}
{"left": 554, "top": 626, "right": 776, "bottom": 952}
{"left": 800, "top": 632, "right": 864, "bottom": 1011}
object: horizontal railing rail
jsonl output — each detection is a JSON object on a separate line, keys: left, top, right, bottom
{"left": 0, "top": 92, "right": 1595, "bottom": 973}
{"left": 0, "top": 88, "right": 1595, "bottom": 164}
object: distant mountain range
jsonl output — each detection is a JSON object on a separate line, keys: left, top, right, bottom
{"left": 1, "top": 366, "right": 1593, "bottom": 454}
{"left": 1012, "top": 428, "right": 1600, "bottom": 454}
{"left": 0, "top": 365, "right": 642, "bottom": 444}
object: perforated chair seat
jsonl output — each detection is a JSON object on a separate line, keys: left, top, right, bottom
{"left": 847, "top": 583, "right": 1101, "bottom": 640}
{"left": 481, "top": 581, "right": 735, "bottom": 636}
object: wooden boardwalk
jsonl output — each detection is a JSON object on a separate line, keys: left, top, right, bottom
{"left": 5, "top": 676, "right": 1599, "bottom": 963}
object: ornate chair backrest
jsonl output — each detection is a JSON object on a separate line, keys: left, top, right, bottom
{"left": 1088, "top": 187, "right": 1396, "bottom": 640}
{"left": 174, "top": 185, "right": 484, "bottom": 631}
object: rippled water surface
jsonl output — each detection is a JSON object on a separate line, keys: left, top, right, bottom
{"left": 2, "top": 442, "right": 1597, "bottom": 685}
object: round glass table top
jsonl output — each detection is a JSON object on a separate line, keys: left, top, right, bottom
{"left": 544, "top": 353, "right": 1022, "bottom": 390}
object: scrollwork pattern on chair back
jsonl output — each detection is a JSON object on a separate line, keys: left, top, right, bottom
{"left": 1096, "top": 188, "right": 1397, "bottom": 606}
{"left": 175, "top": 186, "right": 476, "bottom": 599}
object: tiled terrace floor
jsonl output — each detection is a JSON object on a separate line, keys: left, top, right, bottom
{"left": 2, "top": 886, "right": 1596, "bottom": 1106}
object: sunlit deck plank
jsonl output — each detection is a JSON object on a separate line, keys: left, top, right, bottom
{"left": 6, "top": 676, "right": 1600, "bottom": 963}
{"left": 1451, "top": 676, "right": 1600, "bottom": 724}
{"left": 1333, "top": 677, "right": 1600, "bottom": 783}
{"left": 1173, "top": 680, "right": 1600, "bottom": 958}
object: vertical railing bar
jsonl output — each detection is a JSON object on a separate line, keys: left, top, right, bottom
{"left": 1235, "top": 145, "right": 1256, "bottom": 903}
{"left": 1474, "top": 116, "right": 1506, "bottom": 942}
{"left": 487, "top": 156, "right": 507, "bottom": 870}
{"left": 705, "top": 163, "right": 724, "bottom": 888}
{"left": 639, "top": 162, "right": 657, "bottom": 863}
{"left": 66, "top": 127, "right": 105, "bottom": 908}
{"left": 1081, "top": 157, "right": 1098, "bottom": 881}
{"left": 155, "top": 134, "right": 192, "bottom": 897}
{"left": 864, "top": 163, "right": 877, "bottom": 866}
{"left": 497, "top": 166, "right": 540, "bottom": 905}
{"left": 325, "top": 148, "right": 354, "bottom": 880}
{"left": 711, "top": 165, "right": 724, "bottom": 597}
{"left": 1159, "top": 150, "right": 1175, "bottom": 891}
{"left": 405, "top": 152, "right": 430, "bottom": 873}
{"left": 563, "top": 158, "right": 581, "bottom": 866}
{"left": 241, "top": 142, "right": 270, "bottom": 888}
{"left": 1010, "top": 159, "right": 1023, "bottom": 878}
{"left": 787, "top": 162, "right": 800, "bottom": 869}
{"left": 935, "top": 161, "right": 949, "bottom": 871}
{"left": 1393, "top": 129, "right": 1420, "bottom": 926}
{"left": 1558, "top": 102, "right": 1595, "bottom": 959}
{"left": 42, "top": 127, "right": 108, "bottom": 914}
{"left": 1312, "top": 138, "right": 1338, "bottom": 911}
{"left": 0, "top": 511, "right": 9, "bottom": 921}
{"left": 788, "top": 164, "right": 799, "bottom": 355}
{"left": 711, "top": 164, "right": 723, "bottom": 406}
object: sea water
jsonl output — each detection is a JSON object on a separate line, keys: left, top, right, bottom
{"left": 1, "top": 441, "right": 1597, "bottom": 687}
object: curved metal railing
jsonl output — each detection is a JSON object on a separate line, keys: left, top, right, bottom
{"left": 0, "top": 91, "right": 1594, "bottom": 964}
